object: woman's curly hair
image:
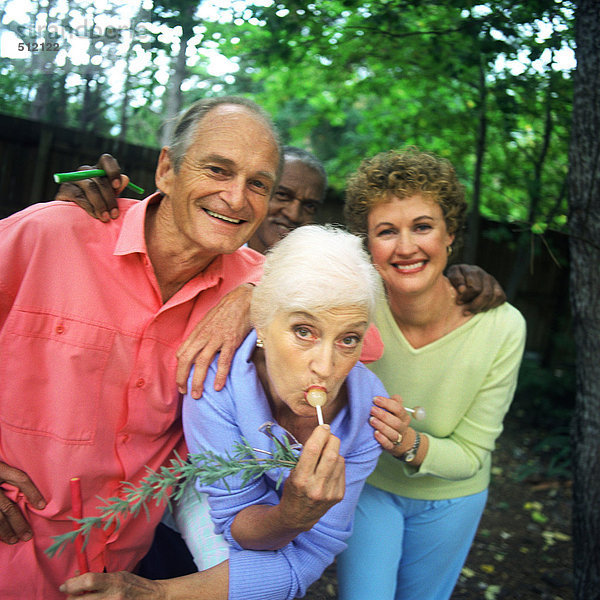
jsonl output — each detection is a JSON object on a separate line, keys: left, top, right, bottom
{"left": 343, "top": 148, "right": 467, "bottom": 251}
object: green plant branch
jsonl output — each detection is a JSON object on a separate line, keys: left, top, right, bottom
{"left": 46, "top": 435, "right": 299, "bottom": 559}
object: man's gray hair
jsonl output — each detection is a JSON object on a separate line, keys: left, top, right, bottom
{"left": 168, "top": 96, "right": 282, "bottom": 174}
{"left": 283, "top": 146, "right": 328, "bottom": 198}
{"left": 251, "top": 225, "right": 382, "bottom": 329}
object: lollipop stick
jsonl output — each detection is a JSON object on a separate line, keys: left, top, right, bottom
{"left": 405, "top": 406, "right": 426, "bottom": 421}
{"left": 316, "top": 405, "right": 325, "bottom": 426}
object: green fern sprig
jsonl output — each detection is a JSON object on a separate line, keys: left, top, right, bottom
{"left": 45, "top": 434, "right": 299, "bottom": 559}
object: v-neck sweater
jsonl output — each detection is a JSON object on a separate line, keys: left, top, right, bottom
{"left": 367, "top": 299, "right": 526, "bottom": 500}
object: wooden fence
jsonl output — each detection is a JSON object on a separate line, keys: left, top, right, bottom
{"left": 0, "top": 113, "right": 572, "bottom": 363}
{"left": 0, "top": 113, "right": 159, "bottom": 218}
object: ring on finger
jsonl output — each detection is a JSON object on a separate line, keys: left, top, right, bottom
{"left": 393, "top": 432, "right": 403, "bottom": 446}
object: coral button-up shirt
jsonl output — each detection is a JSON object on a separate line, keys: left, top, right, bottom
{"left": 0, "top": 195, "right": 264, "bottom": 599}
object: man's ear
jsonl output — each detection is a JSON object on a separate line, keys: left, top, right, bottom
{"left": 155, "top": 147, "right": 174, "bottom": 194}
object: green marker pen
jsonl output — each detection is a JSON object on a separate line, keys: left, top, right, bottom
{"left": 53, "top": 169, "right": 145, "bottom": 195}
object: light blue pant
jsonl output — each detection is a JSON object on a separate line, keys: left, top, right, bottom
{"left": 337, "top": 483, "right": 488, "bottom": 600}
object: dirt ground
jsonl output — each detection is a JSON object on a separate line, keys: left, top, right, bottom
{"left": 305, "top": 415, "right": 574, "bottom": 600}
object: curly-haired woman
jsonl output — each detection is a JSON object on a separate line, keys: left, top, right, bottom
{"left": 337, "top": 148, "right": 526, "bottom": 600}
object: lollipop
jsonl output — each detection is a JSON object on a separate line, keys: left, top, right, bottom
{"left": 306, "top": 386, "right": 327, "bottom": 425}
{"left": 405, "top": 406, "right": 426, "bottom": 421}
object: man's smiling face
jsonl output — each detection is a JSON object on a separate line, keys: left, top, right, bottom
{"left": 249, "top": 158, "right": 325, "bottom": 254}
{"left": 155, "top": 103, "right": 280, "bottom": 258}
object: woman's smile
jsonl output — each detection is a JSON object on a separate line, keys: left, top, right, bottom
{"left": 368, "top": 194, "right": 454, "bottom": 298}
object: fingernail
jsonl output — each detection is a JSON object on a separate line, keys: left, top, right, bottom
{"left": 21, "top": 531, "right": 32, "bottom": 541}
{"left": 36, "top": 500, "right": 46, "bottom": 509}
{"left": 100, "top": 211, "right": 110, "bottom": 222}
{"left": 112, "top": 178, "right": 121, "bottom": 189}
{"left": 321, "top": 424, "right": 330, "bottom": 430}
{"left": 7, "top": 536, "right": 17, "bottom": 544}
{"left": 110, "top": 208, "right": 119, "bottom": 219}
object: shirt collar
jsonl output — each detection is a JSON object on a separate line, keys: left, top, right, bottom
{"left": 113, "top": 192, "right": 230, "bottom": 300}
{"left": 113, "top": 192, "right": 162, "bottom": 257}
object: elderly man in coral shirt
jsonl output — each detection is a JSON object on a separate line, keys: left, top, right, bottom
{"left": 0, "top": 96, "right": 281, "bottom": 598}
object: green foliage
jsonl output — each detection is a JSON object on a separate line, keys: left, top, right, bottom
{"left": 513, "top": 356, "right": 575, "bottom": 428}
{"left": 519, "top": 431, "right": 572, "bottom": 481}
{"left": 0, "top": 0, "right": 574, "bottom": 235}
{"left": 45, "top": 434, "right": 299, "bottom": 560}
{"left": 511, "top": 357, "right": 574, "bottom": 481}
{"left": 0, "top": 62, "right": 31, "bottom": 117}
{"left": 201, "top": 0, "right": 574, "bottom": 234}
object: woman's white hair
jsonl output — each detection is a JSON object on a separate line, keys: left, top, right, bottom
{"left": 251, "top": 225, "right": 383, "bottom": 329}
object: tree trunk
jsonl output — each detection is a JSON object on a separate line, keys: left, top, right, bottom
{"left": 159, "top": 21, "right": 192, "bottom": 147}
{"left": 505, "top": 74, "right": 555, "bottom": 301}
{"left": 463, "top": 60, "right": 487, "bottom": 264}
{"left": 29, "top": 0, "right": 57, "bottom": 122}
{"left": 568, "top": 1, "right": 600, "bottom": 598}
{"left": 118, "top": 6, "right": 146, "bottom": 142}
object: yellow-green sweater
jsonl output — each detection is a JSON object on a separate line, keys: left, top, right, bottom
{"left": 367, "top": 300, "right": 526, "bottom": 500}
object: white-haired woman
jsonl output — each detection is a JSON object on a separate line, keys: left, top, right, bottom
{"left": 61, "top": 225, "right": 389, "bottom": 600}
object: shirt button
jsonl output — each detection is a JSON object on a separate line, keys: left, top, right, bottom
{"left": 55, "top": 325, "right": 65, "bottom": 334}
{"left": 135, "top": 378, "right": 145, "bottom": 388}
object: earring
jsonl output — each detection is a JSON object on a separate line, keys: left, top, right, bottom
{"left": 447, "top": 245, "right": 453, "bottom": 257}
{"left": 256, "top": 338, "right": 264, "bottom": 348}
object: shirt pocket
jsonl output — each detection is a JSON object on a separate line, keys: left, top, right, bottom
{"left": 0, "top": 309, "right": 114, "bottom": 443}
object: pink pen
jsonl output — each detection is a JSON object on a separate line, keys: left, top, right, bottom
{"left": 69, "top": 477, "right": 89, "bottom": 574}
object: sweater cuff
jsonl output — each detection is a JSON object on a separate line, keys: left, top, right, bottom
{"left": 229, "top": 548, "right": 294, "bottom": 600}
